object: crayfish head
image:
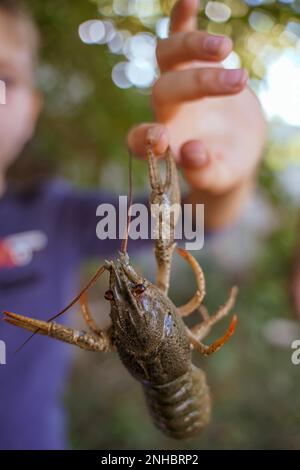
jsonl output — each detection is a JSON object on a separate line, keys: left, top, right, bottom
{"left": 104, "top": 252, "right": 170, "bottom": 352}
{"left": 104, "top": 252, "right": 191, "bottom": 384}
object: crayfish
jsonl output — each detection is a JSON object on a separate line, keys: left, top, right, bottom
{"left": 3, "top": 148, "right": 237, "bottom": 439}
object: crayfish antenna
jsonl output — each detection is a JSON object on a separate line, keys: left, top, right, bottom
{"left": 121, "top": 150, "right": 133, "bottom": 254}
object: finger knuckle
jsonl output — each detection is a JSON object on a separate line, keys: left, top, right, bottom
{"left": 152, "top": 78, "right": 163, "bottom": 103}
{"left": 182, "top": 31, "right": 197, "bottom": 54}
{"left": 156, "top": 39, "right": 167, "bottom": 66}
{"left": 193, "top": 69, "right": 205, "bottom": 89}
{"left": 195, "top": 68, "right": 216, "bottom": 91}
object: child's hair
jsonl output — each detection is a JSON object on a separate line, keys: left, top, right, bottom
{"left": 0, "top": 0, "right": 40, "bottom": 66}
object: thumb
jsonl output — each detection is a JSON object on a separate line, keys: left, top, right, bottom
{"left": 180, "top": 140, "right": 236, "bottom": 192}
{"left": 179, "top": 140, "right": 214, "bottom": 190}
{"left": 127, "top": 123, "right": 169, "bottom": 158}
{"left": 180, "top": 140, "right": 209, "bottom": 168}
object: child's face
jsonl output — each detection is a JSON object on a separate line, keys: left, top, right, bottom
{"left": 0, "top": 11, "right": 41, "bottom": 173}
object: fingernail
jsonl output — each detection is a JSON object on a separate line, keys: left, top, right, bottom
{"left": 147, "top": 126, "right": 163, "bottom": 145}
{"left": 204, "top": 35, "right": 224, "bottom": 54}
{"left": 220, "top": 69, "right": 246, "bottom": 86}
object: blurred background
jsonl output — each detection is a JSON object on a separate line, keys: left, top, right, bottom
{"left": 17, "top": 0, "right": 300, "bottom": 449}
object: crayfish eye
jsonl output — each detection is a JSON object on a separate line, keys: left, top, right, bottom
{"left": 132, "top": 283, "right": 146, "bottom": 297}
{"left": 104, "top": 290, "right": 114, "bottom": 301}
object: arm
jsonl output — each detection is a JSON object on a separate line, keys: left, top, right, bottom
{"left": 128, "top": 0, "right": 267, "bottom": 231}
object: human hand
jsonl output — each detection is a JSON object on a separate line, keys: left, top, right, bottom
{"left": 128, "top": 0, "right": 267, "bottom": 197}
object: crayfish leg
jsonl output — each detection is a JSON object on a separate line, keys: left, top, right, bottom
{"left": 3, "top": 311, "right": 114, "bottom": 353}
{"left": 187, "top": 314, "right": 238, "bottom": 356}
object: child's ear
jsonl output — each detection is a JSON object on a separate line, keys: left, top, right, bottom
{"left": 25, "top": 89, "right": 43, "bottom": 141}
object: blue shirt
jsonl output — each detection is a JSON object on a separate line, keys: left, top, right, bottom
{"left": 0, "top": 178, "right": 149, "bottom": 450}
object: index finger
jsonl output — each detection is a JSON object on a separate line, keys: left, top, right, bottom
{"left": 170, "top": 0, "right": 200, "bottom": 35}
